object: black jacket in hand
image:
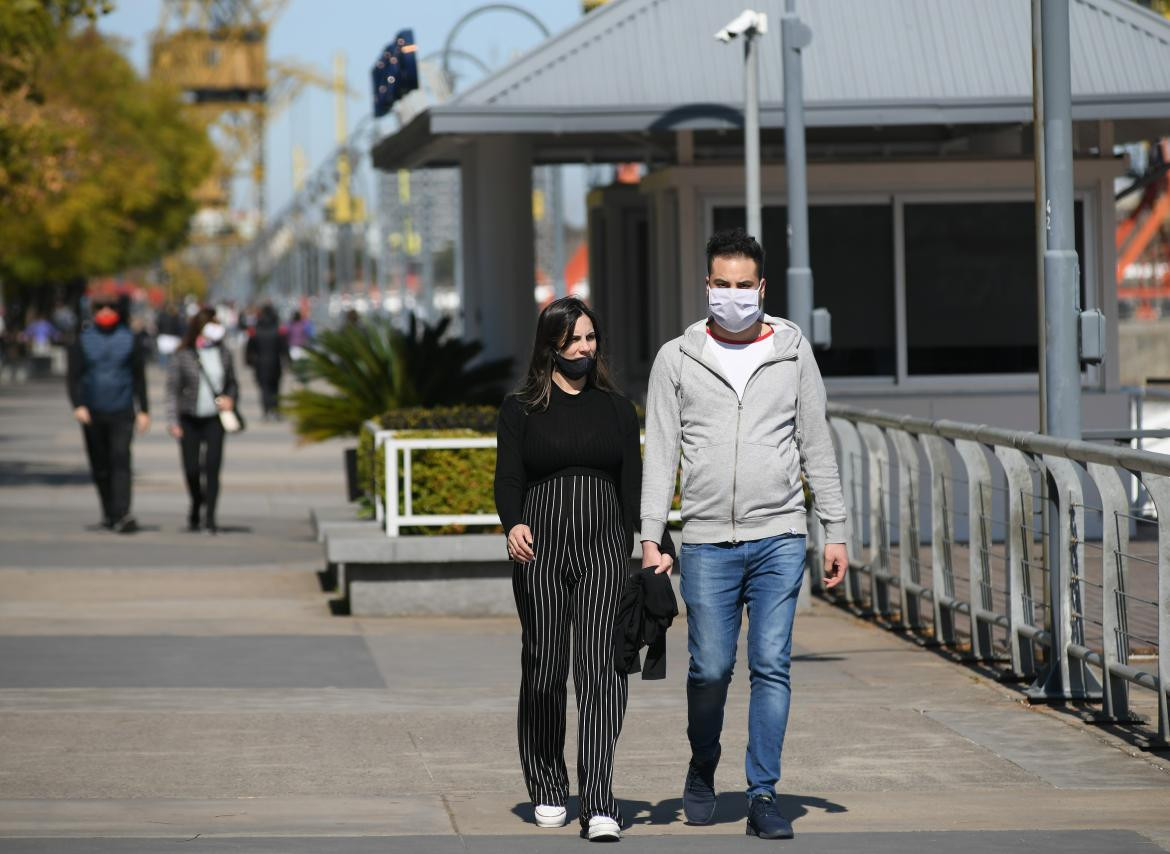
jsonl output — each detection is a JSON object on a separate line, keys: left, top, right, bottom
{"left": 613, "top": 566, "right": 679, "bottom": 680}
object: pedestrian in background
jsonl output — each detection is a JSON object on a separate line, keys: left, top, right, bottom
{"left": 245, "top": 303, "right": 287, "bottom": 420}
{"left": 155, "top": 303, "right": 185, "bottom": 371}
{"left": 494, "top": 296, "right": 675, "bottom": 841}
{"left": 167, "top": 307, "right": 239, "bottom": 534}
{"left": 67, "top": 294, "right": 150, "bottom": 533}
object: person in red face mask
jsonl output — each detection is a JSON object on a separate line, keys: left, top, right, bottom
{"left": 66, "top": 295, "right": 151, "bottom": 533}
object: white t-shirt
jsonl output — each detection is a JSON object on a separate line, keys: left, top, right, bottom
{"left": 705, "top": 326, "right": 775, "bottom": 400}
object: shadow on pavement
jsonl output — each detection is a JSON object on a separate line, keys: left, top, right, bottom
{"left": 511, "top": 791, "right": 848, "bottom": 829}
{"left": 0, "top": 460, "right": 91, "bottom": 486}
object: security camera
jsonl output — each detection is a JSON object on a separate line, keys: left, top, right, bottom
{"left": 714, "top": 9, "right": 767, "bottom": 43}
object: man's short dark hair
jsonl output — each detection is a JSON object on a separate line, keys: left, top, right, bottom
{"left": 706, "top": 227, "right": 764, "bottom": 278}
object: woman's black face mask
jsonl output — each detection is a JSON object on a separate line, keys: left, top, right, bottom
{"left": 553, "top": 351, "right": 594, "bottom": 380}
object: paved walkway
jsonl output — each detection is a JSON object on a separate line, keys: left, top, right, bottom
{"left": 1, "top": 371, "right": 1169, "bottom": 853}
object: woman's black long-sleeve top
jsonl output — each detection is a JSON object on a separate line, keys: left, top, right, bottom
{"left": 494, "top": 383, "right": 675, "bottom": 561}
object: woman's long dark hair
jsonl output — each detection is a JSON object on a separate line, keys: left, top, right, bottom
{"left": 516, "top": 297, "right": 618, "bottom": 411}
{"left": 179, "top": 307, "right": 216, "bottom": 351}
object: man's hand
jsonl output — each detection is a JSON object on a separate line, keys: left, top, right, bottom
{"left": 215, "top": 395, "right": 233, "bottom": 412}
{"left": 73, "top": 406, "right": 91, "bottom": 426}
{"left": 641, "top": 540, "right": 674, "bottom": 576}
{"left": 135, "top": 412, "right": 151, "bottom": 434}
{"left": 823, "top": 543, "right": 848, "bottom": 589}
{"left": 168, "top": 424, "right": 183, "bottom": 440}
{"left": 507, "top": 524, "right": 535, "bottom": 563}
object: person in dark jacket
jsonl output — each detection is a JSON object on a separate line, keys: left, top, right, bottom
{"left": 493, "top": 297, "right": 676, "bottom": 842}
{"left": 245, "top": 303, "right": 288, "bottom": 419}
{"left": 67, "top": 294, "right": 150, "bottom": 533}
{"left": 167, "top": 307, "right": 239, "bottom": 534}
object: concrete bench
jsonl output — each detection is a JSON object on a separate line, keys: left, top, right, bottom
{"left": 309, "top": 505, "right": 374, "bottom": 543}
{"left": 322, "top": 528, "right": 682, "bottom": 617}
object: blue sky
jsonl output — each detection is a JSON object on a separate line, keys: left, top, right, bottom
{"left": 99, "top": 0, "right": 587, "bottom": 222}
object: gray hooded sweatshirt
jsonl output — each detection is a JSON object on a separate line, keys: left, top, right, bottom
{"left": 640, "top": 315, "right": 847, "bottom": 547}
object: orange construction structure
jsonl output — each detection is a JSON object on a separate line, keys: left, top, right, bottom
{"left": 1116, "top": 139, "right": 1170, "bottom": 320}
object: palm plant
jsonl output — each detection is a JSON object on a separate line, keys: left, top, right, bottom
{"left": 282, "top": 314, "right": 512, "bottom": 442}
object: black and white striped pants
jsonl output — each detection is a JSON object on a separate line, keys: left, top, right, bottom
{"left": 513, "top": 474, "right": 628, "bottom": 825}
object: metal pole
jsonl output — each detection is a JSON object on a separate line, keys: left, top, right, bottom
{"left": 1041, "top": 0, "right": 1081, "bottom": 441}
{"left": 744, "top": 28, "right": 762, "bottom": 245}
{"left": 782, "top": 0, "right": 813, "bottom": 338}
{"left": 1031, "top": 0, "right": 1052, "bottom": 665}
{"left": 1032, "top": 0, "right": 1047, "bottom": 435}
{"left": 1030, "top": 0, "right": 1086, "bottom": 705}
{"left": 551, "top": 166, "right": 567, "bottom": 299}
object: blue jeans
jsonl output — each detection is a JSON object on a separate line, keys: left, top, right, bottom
{"left": 679, "top": 533, "right": 807, "bottom": 798}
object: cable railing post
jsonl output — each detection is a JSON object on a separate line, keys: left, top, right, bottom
{"left": 1086, "top": 462, "right": 1137, "bottom": 723}
{"left": 955, "top": 439, "right": 996, "bottom": 662}
{"left": 891, "top": 430, "right": 924, "bottom": 633}
{"left": 923, "top": 434, "right": 957, "bottom": 647}
{"left": 1137, "top": 473, "right": 1170, "bottom": 748}
{"left": 996, "top": 447, "right": 1038, "bottom": 679}
{"left": 858, "top": 423, "right": 892, "bottom": 618}
{"left": 1030, "top": 456, "right": 1101, "bottom": 702}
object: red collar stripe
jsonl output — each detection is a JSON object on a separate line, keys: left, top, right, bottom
{"left": 706, "top": 326, "right": 774, "bottom": 345}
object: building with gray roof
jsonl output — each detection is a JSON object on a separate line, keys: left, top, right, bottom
{"left": 372, "top": 0, "right": 1170, "bottom": 430}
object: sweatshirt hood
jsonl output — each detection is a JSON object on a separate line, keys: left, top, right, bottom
{"left": 680, "top": 314, "right": 804, "bottom": 362}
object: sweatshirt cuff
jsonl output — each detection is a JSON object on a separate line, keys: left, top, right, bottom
{"left": 640, "top": 518, "right": 667, "bottom": 546}
{"left": 822, "top": 520, "right": 847, "bottom": 544}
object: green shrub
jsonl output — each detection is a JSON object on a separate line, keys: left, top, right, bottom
{"left": 379, "top": 405, "right": 499, "bottom": 432}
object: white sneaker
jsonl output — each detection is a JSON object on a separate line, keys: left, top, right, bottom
{"left": 586, "top": 815, "right": 621, "bottom": 841}
{"left": 534, "top": 804, "right": 567, "bottom": 828}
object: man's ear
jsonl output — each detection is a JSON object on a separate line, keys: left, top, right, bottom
{"left": 758, "top": 277, "right": 766, "bottom": 301}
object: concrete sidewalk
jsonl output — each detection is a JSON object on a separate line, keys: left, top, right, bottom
{"left": 1, "top": 374, "right": 1169, "bottom": 853}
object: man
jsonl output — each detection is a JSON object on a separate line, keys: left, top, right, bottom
{"left": 640, "top": 227, "right": 848, "bottom": 840}
{"left": 68, "top": 295, "right": 150, "bottom": 533}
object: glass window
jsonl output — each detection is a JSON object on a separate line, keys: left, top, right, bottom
{"left": 712, "top": 203, "right": 896, "bottom": 377}
{"left": 904, "top": 201, "right": 1084, "bottom": 375}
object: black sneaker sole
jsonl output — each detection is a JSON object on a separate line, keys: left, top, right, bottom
{"left": 746, "top": 821, "right": 794, "bottom": 840}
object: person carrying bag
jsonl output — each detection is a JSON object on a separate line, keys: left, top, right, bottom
{"left": 166, "top": 307, "right": 241, "bottom": 534}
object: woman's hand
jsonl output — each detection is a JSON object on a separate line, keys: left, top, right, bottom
{"left": 168, "top": 424, "right": 183, "bottom": 439}
{"left": 215, "top": 395, "right": 234, "bottom": 412}
{"left": 507, "top": 524, "right": 535, "bottom": 563}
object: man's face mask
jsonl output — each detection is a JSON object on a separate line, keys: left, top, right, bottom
{"left": 707, "top": 286, "right": 762, "bottom": 333}
{"left": 93, "top": 306, "right": 119, "bottom": 329}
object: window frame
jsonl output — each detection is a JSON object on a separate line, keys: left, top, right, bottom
{"left": 702, "top": 187, "right": 1099, "bottom": 393}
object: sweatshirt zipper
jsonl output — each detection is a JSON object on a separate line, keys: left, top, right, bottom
{"left": 731, "top": 401, "right": 742, "bottom": 542}
{"left": 730, "top": 353, "right": 795, "bottom": 544}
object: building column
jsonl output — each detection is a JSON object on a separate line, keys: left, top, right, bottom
{"left": 459, "top": 135, "right": 536, "bottom": 376}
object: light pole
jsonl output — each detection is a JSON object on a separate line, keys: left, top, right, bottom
{"left": 781, "top": 0, "right": 818, "bottom": 343}
{"left": 715, "top": 9, "right": 768, "bottom": 243}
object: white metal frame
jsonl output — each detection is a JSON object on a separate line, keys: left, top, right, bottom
{"left": 377, "top": 432, "right": 683, "bottom": 537}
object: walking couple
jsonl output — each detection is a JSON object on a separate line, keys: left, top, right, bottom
{"left": 493, "top": 228, "right": 849, "bottom": 842}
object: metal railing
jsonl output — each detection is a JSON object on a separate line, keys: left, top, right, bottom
{"left": 359, "top": 421, "right": 682, "bottom": 537}
{"left": 814, "top": 403, "right": 1170, "bottom": 749}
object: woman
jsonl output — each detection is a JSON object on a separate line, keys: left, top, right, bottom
{"left": 245, "top": 303, "right": 288, "bottom": 419}
{"left": 494, "top": 297, "right": 675, "bottom": 841}
{"left": 166, "top": 307, "right": 239, "bottom": 534}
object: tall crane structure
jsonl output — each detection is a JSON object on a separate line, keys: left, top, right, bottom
{"left": 150, "top": 0, "right": 339, "bottom": 235}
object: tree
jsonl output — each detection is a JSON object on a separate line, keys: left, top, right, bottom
{"left": 0, "top": 6, "right": 214, "bottom": 293}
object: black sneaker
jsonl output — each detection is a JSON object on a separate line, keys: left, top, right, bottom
{"left": 113, "top": 516, "right": 139, "bottom": 535}
{"left": 682, "top": 751, "right": 719, "bottom": 825}
{"left": 746, "top": 794, "right": 793, "bottom": 840}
